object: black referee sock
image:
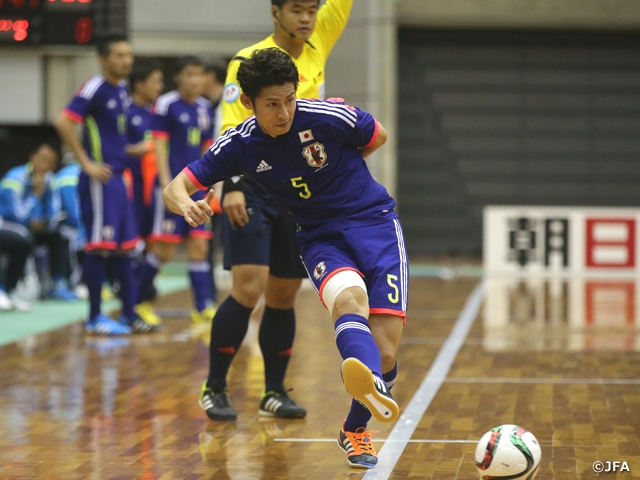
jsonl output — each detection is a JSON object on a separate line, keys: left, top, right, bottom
{"left": 259, "top": 306, "right": 296, "bottom": 392}
{"left": 207, "top": 295, "right": 253, "bottom": 389}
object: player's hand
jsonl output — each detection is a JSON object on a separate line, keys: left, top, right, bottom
{"left": 84, "top": 161, "right": 112, "bottom": 183}
{"left": 223, "top": 191, "right": 249, "bottom": 228}
{"left": 185, "top": 190, "right": 215, "bottom": 227}
{"left": 31, "top": 172, "right": 46, "bottom": 198}
{"left": 126, "top": 140, "right": 154, "bottom": 157}
{"left": 30, "top": 219, "right": 47, "bottom": 232}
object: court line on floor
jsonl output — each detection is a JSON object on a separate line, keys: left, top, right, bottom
{"left": 275, "top": 439, "right": 477, "bottom": 444}
{"left": 362, "top": 281, "right": 487, "bottom": 480}
{"left": 445, "top": 377, "right": 640, "bottom": 385}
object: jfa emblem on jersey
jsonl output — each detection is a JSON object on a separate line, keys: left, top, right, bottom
{"left": 102, "top": 226, "right": 114, "bottom": 240}
{"left": 313, "top": 261, "right": 327, "bottom": 280}
{"left": 303, "top": 142, "right": 327, "bottom": 168}
{"left": 163, "top": 219, "right": 176, "bottom": 234}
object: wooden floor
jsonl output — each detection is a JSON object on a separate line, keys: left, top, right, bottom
{"left": 1, "top": 276, "right": 640, "bottom": 479}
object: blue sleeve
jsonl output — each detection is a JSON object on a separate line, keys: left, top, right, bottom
{"left": 323, "top": 100, "right": 378, "bottom": 148}
{"left": 184, "top": 135, "right": 242, "bottom": 189}
{"left": 152, "top": 106, "right": 171, "bottom": 140}
{"left": 64, "top": 93, "right": 93, "bottom": 123}
{"left": 60, "top": 186, "right": 81, "bottom": 228}
{"left": 0, "top": 179, "right": 38, "bottom": 226}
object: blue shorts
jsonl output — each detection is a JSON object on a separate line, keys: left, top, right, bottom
{"left": 148, "top": 186, "right": 212, "bottom": 243}
{"left": 130, "top": 171, "right": 151, "bottom": 238}
{"left": 221, "top": 188, "right": 308, "bottom": 279}
{"left": 78, "top": 172, "right": 139, "bottom": 252}
{"left": 298, "top": 217, "right": 409, "bottom": 319}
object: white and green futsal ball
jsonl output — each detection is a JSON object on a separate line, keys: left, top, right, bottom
{"left": 475, "top": 424, "right": 542, "bottom": 479}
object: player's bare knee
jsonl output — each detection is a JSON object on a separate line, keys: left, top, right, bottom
{"left": 232, "top": 282, "right": 263, "bottom": 308}
{"left": 231, "top": 269, "right": 267, "bottom": 308}
{"left": 265, "top": 278, "right": 301, "bottom": 310}
{"left": 380, "top": 350, "right": 397, "bottom": 373}
{"left": 154, "top": 242, "right": 176, "bottom": 262}
{"left": 184, "top": 237, "right": 209, "bottom": 260}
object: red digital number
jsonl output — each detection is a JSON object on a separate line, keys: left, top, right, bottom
{"left": 13, "top": 18, "right": 27, "bottom": 41}
{"left": 74, "top": 15, "right": 91, "bottom": 43}
{"left": 0, "top": 18, "right": 28, "bottom": 41}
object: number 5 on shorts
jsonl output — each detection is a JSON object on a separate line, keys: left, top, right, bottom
{"left": 290, "top": 177, "right": 312, "bottom": 199}
{"left": 387, "top": 274, "right": 399, "bottom": 304}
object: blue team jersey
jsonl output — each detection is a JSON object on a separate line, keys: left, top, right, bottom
{"left": 152, "top": 91, "right": 214, "bottom": 179}
{"left": 64, "top": 74, "right": 130, "bottom": 175}
{"left": 127, "top": 102, "right": 153, "bottom": 178}
{"left": 186, "top": 99, "right": 396, "bottom": 235}
{"left": 0, "top": 165, "right": 56, "bottom": 228}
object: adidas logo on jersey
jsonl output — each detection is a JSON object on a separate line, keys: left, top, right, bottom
{"left": 256, "top": 160, "right": 272, "bottom": 173}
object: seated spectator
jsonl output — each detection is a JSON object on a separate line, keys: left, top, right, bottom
{"left": 0, "top": 143, "right": 77, "bottom": 302}
{"left": 0, "top": 218, "right": 34, "bottom": 311}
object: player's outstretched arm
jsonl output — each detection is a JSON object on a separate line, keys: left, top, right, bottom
{"left": 360, "top": 121, "right": 388, "bottom": 159}
{"left": 163, "top": 172, "right": 214, "bottom": 227}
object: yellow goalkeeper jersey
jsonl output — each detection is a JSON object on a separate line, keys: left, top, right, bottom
{"left": 220, "top": 0, "right": 353, "bottom": 135}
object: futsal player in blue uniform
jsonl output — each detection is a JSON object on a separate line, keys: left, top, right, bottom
{"left": 135, "top": 56, "right": 217, "bottom": 323}
{"left": 125, "top": 58, "right": 164, "bottom": 324}
{"left": 55, "top": 34, "right": 155, "bottom": 335}
{"left": 163, "top": 48, "right": 408, "bottom": 469}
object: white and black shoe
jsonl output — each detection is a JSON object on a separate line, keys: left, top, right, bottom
{"left": 199, "top": 382, "right": 237, "bottom": 421}
{"left": 259, "top": 389, "right": 307, "bottom": 418}
{"left": 341, "top": 358, "right": 399, "bottom": 423}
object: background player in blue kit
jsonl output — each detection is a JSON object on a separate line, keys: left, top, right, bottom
{"left": 135, "top": 56, "right": 217, "bottom": 325}
{"left": 55, "top": 34, "right": 156, "bottom": 335}
{"left": 125, "top": 58, "right": 164, "bottom": 324}
{"left": 163, "top": 48, "right": 408, "bottom": 469}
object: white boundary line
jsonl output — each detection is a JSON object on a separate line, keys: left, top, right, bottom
{"left": 274, "top": 439, "right": 477, "bottom": 443}
{"left": 363, "top": 281, "right": 487, "bottom": 480}
{"left": 446, "top": 377, "right": 640, "bottom": 385}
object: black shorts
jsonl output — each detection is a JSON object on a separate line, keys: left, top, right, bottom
{"left": 221, "top": 187, "right": 308, "bottom": 279}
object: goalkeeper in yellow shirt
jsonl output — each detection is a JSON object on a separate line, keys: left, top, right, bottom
{"left": 199, "top": 0, "right": 358, "bottom": 433}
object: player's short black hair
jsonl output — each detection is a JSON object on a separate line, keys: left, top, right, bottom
{"left": 271, "top": 0, "right": 320, "bottom": 7}
{"left": 237, "top": 48, "right": 299, "bottom": 101}
{"left": 204, "top": 59, "right": 228, "bottom": 85}
{"left": 130, "top": 58, "right": 163, "bottom": 90}
{"left": 173, "top": 55, "right": 205, "bottom": 76}
{"left": 97, "top": 33, "right": 128, "bottom": 57}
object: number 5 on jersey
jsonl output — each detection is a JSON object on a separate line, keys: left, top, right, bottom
{"left": 290, "top": 176, "right": 312, "bottom": 199}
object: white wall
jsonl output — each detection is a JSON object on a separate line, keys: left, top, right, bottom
{"left": 0, "top": 51, "right": 43, "bottom": 124}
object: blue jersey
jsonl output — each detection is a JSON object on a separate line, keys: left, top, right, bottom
{"left": 185, "top": 99, "right": 396, "bottom": 235}
{"left": 0, "top": 165, "right": 56, "bottom": 228}
{"left": 152, "top": 91, "right": 214, "bottom": 179}
{"left": 64, "top": 75, "right": 130, "bottom": 175}
{"left": 127, "top": 102, "right": 153, "bottom": 179}
{"left": 53, "top": 163, "right": 83, "bottom": 229}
